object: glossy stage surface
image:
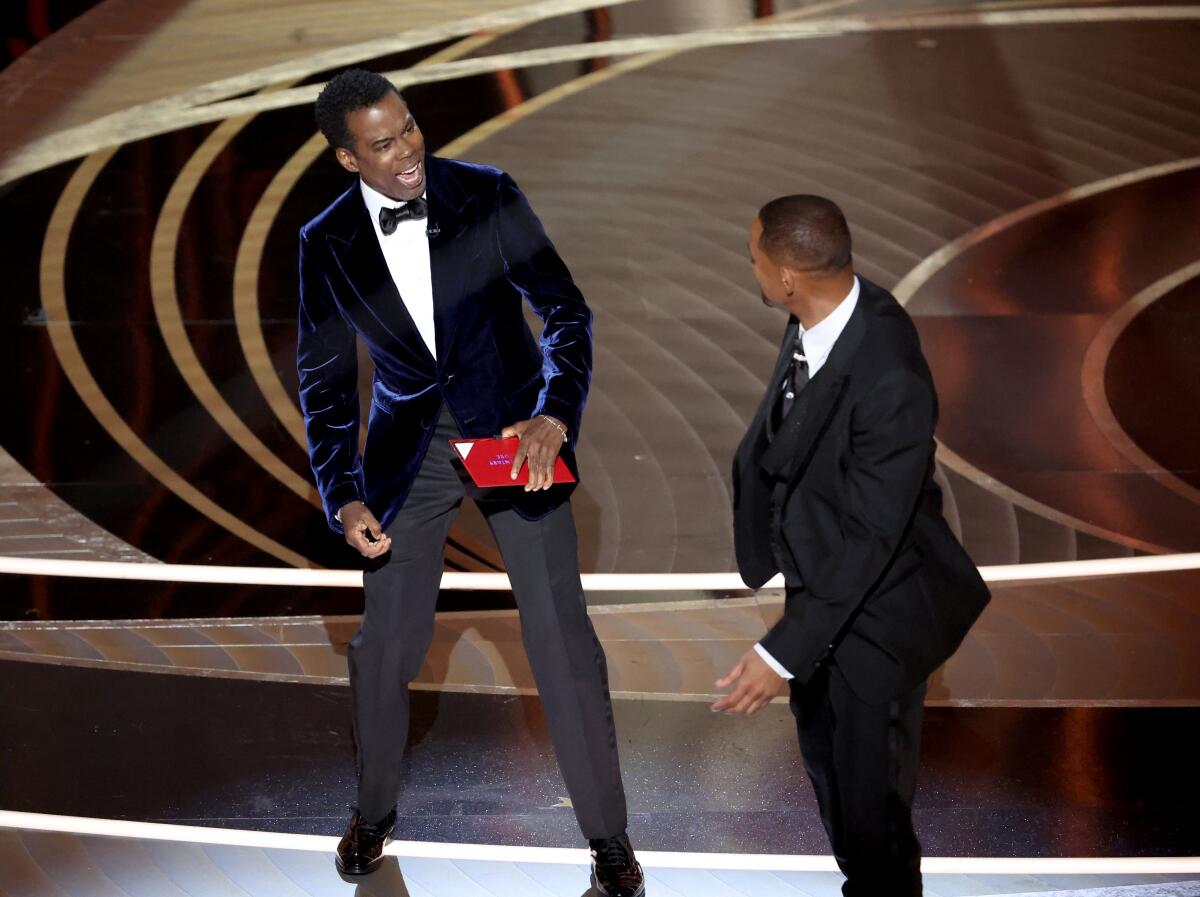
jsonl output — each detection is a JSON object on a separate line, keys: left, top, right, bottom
{"left": 1, "top": 0, "right": 1198, "bottom": 895}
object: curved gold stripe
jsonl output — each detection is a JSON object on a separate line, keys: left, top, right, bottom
{"left": 1081, "top": 259, "right": 1200, "bottom": 509}
{"left": 150, "top": 110, "right": 321, "bottom": 507}
{"left": 439, "top": 0, "right": 862, "bottom": 157}
{"left": 40, "top": 149, "right": 314, "bottom": 568}
{"left": 8, "top": 4, "right": 1199, "bottom": 186}
{"left": 934, "top": 443, "right": 1167, "bottom": 555}
{"left": 0, "top": 0, "right": 649, "bottom": 185}
{"left": 892, "top": 157, "right": 1200, "bottom": 305}
{"left": 894, "top": 159, "right": 1200, "bottom": 555}
{"left": 233, "top": 134, "right": 323, "bottom": 448}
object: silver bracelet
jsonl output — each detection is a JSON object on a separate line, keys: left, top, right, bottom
{"left": 540, "top": 414, "right": 568, "bottom": 440}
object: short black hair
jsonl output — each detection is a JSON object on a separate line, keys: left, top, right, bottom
{"left": 314, "top": 68, "right": 401, "bottom": 152}
{"left": 757, "top": 195, "right": 852, "bottom": 272}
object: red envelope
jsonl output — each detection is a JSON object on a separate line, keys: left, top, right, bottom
{"left": 449, "top": 437, "right": 576, "bottom": 487}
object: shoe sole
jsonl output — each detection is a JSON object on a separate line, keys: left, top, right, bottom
{"left": 590, "top": 869, "right": 647, "bottom": 897}
{"left": 335, "top": 834, "right": 393, "bottom": 877}
{"left": 335, "top": 857, "right": 383, "bottom": 877}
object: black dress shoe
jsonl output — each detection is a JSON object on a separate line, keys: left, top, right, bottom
{"left": 335, "top": 807, "right": 396, "bottom": 876}
{"left": 590, "top": 832, "right": 646, "bottom": 897}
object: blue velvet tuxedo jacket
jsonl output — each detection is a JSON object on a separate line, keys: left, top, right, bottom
{"left": 297, "top": 156, "right": 591, "bottom": 533}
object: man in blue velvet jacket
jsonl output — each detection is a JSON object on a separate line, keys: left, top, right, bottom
{"left": 298, "top": 70, "right": 644, "bottom": 896}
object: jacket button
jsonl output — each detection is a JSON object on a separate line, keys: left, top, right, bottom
{"left": 420, "top": 418, "right": 431, "bottom": 430}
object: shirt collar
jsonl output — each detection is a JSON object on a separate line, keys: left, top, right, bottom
{"left": 359, "top": 179, "right": 426, "bottom": 232}
{"left": 798, "top": 275, "right": 859, "bottom": 365}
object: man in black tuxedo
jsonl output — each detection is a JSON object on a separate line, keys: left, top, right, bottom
{"left": 298, "top": 69, "right": 643, "bottom": 896}
{"left": 714, "top": 196, "right": 990, "bottom": 895}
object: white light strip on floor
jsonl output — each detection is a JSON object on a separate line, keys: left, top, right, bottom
{"left": 0, "top": 811, "right": 1197, "bottom": 874}
{"left": 0, "top": 553, "right": 1198, "bottom": 589}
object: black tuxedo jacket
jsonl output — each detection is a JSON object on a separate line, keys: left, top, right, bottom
{"left": 297, "top": 156, "right": 591, "bottom": 532}
{"left": 732, "top": 277, "right": 989, "bottom": 702}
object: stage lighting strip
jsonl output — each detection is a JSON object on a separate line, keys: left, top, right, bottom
{"left": 0, "top": 552, "right": 1197, "bottom": 589}
{"left": 0, "top": 810, "right": 1196, "bottom": 875}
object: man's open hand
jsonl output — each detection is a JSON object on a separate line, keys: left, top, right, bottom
{"left": 501, "top": 416, "right": 567, "bottom": 492}
{"left": 339, "top": 501, "right": 391, "bottom": 559}
{"left": 711, "top": 648, "right": 787, "bottom": 715}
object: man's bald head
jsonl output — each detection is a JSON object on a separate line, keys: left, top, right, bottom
{"left": 756, "top": 195, "right": 852, "bottom": 273}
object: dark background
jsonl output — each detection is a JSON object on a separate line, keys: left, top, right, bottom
{"left": 2, "top": 0, "right": 101, "bottom": 68}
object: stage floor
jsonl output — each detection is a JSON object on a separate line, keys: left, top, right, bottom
{"left": 1, "top": 1, "right": 1198, "bottom": 895}
{"left": 2, "top": 0, "right": 1199, "bottom": 577}
{"left": 1, "top": 659, "right": 1198, "bottom": 856}
{"left": 3, "top": 825, "right": 1200, "bottom": 897}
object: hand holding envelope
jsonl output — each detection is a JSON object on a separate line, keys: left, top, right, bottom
{"left": 450, "top": 436, "right": 575, "bottom": 490}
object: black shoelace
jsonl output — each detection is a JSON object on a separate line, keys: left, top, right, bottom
{"left": 592, "top": 836, "right": 633, "bottom": 868}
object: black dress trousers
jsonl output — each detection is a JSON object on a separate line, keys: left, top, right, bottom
{"left": 790, "top": 661, "right": 926, "bottom": 896}
{"left": 348, "top": 408, "right": 628, "bottom": 840}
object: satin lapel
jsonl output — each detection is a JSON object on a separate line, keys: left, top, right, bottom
{"left": 759, "top": 300, "right": 867, "bottom": 480}
{"left": 326, "top": 192, "right": 435, "bottom": 369}
{"left": 741, "top": 317, "right": 800, "bottom": 452}
{"left": 426, "top": 156, "right": 478, "bottom": 365}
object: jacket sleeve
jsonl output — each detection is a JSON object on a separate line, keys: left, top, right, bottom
{"left": 296, "top": 229, "right": 363, "bottom": 532}
{"left": 495, "top": 172, "right": 593, "bottom": 440}
{"left": 759, "top": 369, "right": 935, "bottom": 681}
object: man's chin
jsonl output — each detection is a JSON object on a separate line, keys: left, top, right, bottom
{"left": 393, "top": 177, "right": 425, "bottom": 202}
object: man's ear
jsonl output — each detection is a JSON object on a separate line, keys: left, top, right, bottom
{"left": 780, "top": 267, "right": 795, "bottom": 297}
{"left": 335, "top": 147, "right": 359, "bottom": 174}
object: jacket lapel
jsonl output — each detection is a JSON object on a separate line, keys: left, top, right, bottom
{"left": 326, "top": 187, "right": 436, "bottom": 370}
{"left": 759, "top": 295, "right": 867, "bottom": 480}
{"left": 737, "top": 317, "right": 799, "bottom": 461}
{"left": 425, "top": 155, "right": 478, "bottom": 364}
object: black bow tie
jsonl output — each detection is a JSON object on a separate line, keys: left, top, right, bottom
{"left": 378, "top": 197, "right": 427, "bottom": 235}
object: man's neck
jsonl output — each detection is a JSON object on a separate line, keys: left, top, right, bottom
{"left": 790, "top": 270, "right": 855, "bottom": 330}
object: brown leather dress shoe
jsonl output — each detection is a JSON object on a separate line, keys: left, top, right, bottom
{"left": 335, "top": 808, "right": 396, "bottom": 876}
{"left": 590, "top": 832, "right": 646, "bottom": 897}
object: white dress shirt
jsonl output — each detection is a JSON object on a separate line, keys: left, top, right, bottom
{"left": 359, "top": 179, "right": 437, "bottom": 358}
{"left": 754, "top": 276, "right": 861, "bottom": 680}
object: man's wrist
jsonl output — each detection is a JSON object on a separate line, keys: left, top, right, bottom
{"left": 334, "top": 500, "right": 362, "bottom": 524}
{"left": 754, "top": 643, "right": 794, "bottom": 680}
{"left": 540, "top": 414, "right": 568, "bottom": 440}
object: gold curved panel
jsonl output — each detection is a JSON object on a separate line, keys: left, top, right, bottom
{"left": 10, "top": 5, "right": 1200, "bottom": 186}
{"left": 149, "top": 109, "right": 321, "bottom": 507}
{"left": 0, "top": 0, "right": 649, "bottom": 185}
{"left": 233, "top": 134, "right": 324, "bottom": 449}
{"left": 893, "top": 159, "right": 1200, "bottom": 556}
{"left": 1080, "top": 259, "right": 1200, "bottom": 509}
{"left": 39, "top": 149, "right": 315, "bottom": 568}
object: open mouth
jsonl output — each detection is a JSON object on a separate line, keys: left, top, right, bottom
{"left": 396, "top": 159, "right": 424, "bottom": 190}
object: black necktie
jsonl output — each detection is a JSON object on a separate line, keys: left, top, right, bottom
{"left": 771, "top": 333, "right": 809, "bottom": 433}
{"left": 378, "top": 197, "right": 427, "bottom": 235}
